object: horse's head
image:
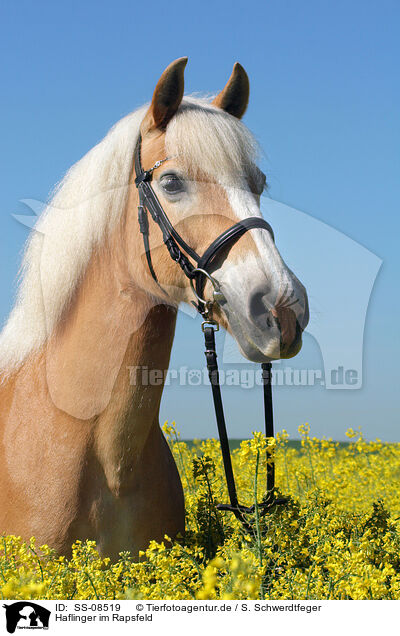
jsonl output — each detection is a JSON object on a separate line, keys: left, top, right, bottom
{"left": 130, "top": 58, "right": 309, "bottom": 361}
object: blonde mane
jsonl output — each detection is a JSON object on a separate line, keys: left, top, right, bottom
{"left": 0, "top": 97, "right": 258, "bottom": 373}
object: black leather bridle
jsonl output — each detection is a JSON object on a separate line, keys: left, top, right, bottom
{"left": 134, "top": 133, "right": 286, "bottom": 532}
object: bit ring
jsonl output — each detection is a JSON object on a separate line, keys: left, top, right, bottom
{"left": 190, "top": 268, "right": 221, "bottom": 306}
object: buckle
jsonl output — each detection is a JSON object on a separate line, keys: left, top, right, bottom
{"left": 201, "top": 320, "right": 219, "bottom": 332}
{"left": 134, "top": 171, "right": 152, "bottom": 186}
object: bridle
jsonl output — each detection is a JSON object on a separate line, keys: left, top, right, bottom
{"left": 134, "top": 134, "right": 275, "bottom": 312}
{"left": 134, "top": 133, "right": 286, "bottom": 533}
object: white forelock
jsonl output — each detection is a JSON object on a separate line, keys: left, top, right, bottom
{"left": 166, "top": 97, "right": 259, "bottom": 183}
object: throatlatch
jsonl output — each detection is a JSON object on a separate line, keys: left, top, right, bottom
{"left": 134, "top": 133, "right": 286, "bottom": 532}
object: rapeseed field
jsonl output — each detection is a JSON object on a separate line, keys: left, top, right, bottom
{"left": 2, "top": 424, "right": 400, "bottom": 600}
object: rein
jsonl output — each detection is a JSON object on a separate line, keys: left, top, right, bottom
{"left": 134, "top": 133, "right": 286, "bottom": 532}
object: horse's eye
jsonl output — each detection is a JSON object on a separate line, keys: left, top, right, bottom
{"left": 160, "top": 174, "right": 186, "bottom": 195}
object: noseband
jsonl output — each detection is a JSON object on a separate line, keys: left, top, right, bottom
{"left": 134, "top": 133, "right": 286, "bottom": 532}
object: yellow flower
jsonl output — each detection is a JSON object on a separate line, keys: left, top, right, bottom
{"left": 2, "top": 427, "right": 400, "bottom": 600}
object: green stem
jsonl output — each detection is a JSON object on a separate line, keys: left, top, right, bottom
{"left": 305, "top": 563, "right": 314, "bottom": 599}
{"left": 305, "top": 439, "right": 316, "bottom": 486}
{"left": 29, "top": 545, "right": 44, "bottom": 583}
{"left": 202, "top": 461, "right": 224, "bottom": 544}
{"left": 85, "top": 571, "right": 100, "bottom": 600}
{"left": 283, "top": 446, "right": 290, "bottom": 493}
{"left": 254, "top": 449, "right": 265, "bottom": 599}
{"left": 173, "top": 429, "right": 194, "bottom": 495}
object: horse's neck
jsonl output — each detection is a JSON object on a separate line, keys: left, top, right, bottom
{"left": 93, "top": 301, "right": 177, "bottom": 495}
{"left": 44, "top": 233, "right": 177, "bottom": 486}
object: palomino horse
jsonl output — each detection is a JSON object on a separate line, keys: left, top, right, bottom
{"left": 0, "top": 58, "right": 309, "bottom": 559}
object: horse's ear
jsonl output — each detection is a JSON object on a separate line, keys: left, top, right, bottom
{"left": 212, "top": 62, "right": 249, "bottom": 119}
{"left": 142, "top": 57, "right": 187, "bottom": 133}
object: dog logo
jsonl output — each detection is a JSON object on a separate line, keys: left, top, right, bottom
{"left": 3, "top": 602, "right": 50, "bottom": 633}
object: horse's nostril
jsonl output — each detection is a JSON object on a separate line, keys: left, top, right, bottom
{"left": 266, "top": 314, "right": 273, "bottom": 329}
{"left": 249, "top": 290, "right": 271, "bottom": 320}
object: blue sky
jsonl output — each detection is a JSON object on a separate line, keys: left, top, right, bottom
{"left": 0, "top": 1, "right": 399, "bottom": 440}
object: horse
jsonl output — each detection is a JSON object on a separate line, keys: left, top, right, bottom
{"left": 0, "top": 58, "right": 309, "bottom": 559}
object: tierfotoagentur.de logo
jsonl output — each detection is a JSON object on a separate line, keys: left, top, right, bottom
{"left": 2, "top": 602, "right": 50, "bottom": 633}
